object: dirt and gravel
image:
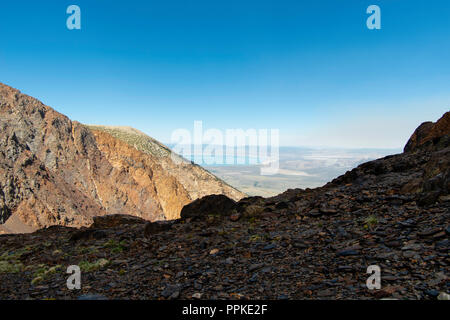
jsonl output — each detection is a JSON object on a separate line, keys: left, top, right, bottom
{"left": 0, "top": 104, "right": 448, "bottom": 300}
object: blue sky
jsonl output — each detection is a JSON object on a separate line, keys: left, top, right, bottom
{"left": 1, "top": 0, "right": 449, "bottom": 148}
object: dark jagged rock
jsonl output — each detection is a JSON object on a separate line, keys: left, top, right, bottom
{"left": 404, "top": 122, "right": 435, "bottom": 153}
{"left": 327, "top": 112, "right": 450, "bottom": 206}
{"left": 91, "top": 214, "right": 147, "bottom": 229}
{"left": 69, "top": 229, "right": 108, "bottom": 242}
{"left": 144, "top": 220, "right": 174, "bottom": 238}
{"left": 404, "top": 112, "right": 450, "bottom": 153}
{"left": 180, "top": 194, "right": 237, "bottom": 220}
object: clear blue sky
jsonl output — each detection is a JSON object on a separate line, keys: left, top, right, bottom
{"left": 1, "top": 0, "right": 449, "bottom": 148}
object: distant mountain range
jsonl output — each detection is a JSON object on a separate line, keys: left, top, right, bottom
{"left": 0, "top": 83, "right": 245, "bottom": 234}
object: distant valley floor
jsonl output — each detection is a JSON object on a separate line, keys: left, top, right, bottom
{"left": 203, "top": 147, "right": 401, "bottom": 196}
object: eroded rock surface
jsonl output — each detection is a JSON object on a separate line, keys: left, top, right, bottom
{"left": 0, "top": 86, "right": 447, "bottom": 300}
{"left": 404, "top": 112, "right": 450, "bottom": 152}
{"left": 0, "top": 83, "right": 245, "bottom": 232}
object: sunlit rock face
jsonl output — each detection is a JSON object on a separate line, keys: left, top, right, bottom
{"left": 0, "top": 83, "right": 245, "bottom": 233}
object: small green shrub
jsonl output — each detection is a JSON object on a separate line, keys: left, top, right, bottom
{"left": 103, "top": 239, "right": 127, "bottom": 254}
{"left": 364, "top": 215, "right": 378, "bottom": 229}
{"left": 0, "top": 260, "right": 23, "bottom": 273}
{"left": 79, "top": 259, "right": 110, "bottom": 272}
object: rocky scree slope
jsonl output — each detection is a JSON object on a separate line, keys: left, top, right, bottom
{"left": 0, "top": 112, "right": 448, "bottom": 299}
{"left": 0, "top": 83, "right": 244, "bottom": 234}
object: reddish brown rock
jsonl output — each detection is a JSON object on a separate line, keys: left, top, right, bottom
{"left": 0, "top": 83, "right": 245, "bottom": 233}
{"left": 404, "top": 112, "right": 450, "bottom": 152}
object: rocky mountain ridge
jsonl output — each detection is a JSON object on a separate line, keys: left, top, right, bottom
{"left": 0, "top": 110, "right": 448, "bottom": 300}
{"left": 0, "top": 83, "right": 245, "bottom": 234}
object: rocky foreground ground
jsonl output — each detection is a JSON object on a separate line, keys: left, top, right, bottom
{"left": 0, "top": 112, "right": 449, "bottom": 300}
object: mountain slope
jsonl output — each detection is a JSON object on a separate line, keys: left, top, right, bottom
{"left": 86, "top": 125, "right": 245, "bottom": 201}
{"left": 0, "top": 83, "right": 245, "bottom": 233}
{"left": 0, "top": 111, "right": 448, "bottom": 300}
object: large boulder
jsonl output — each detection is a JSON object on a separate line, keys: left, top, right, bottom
{"left": 404, "top": 112, "right": 450, "bottom": 152}
{"left": 180, "top": 194, "right": 237, "bottom": 220}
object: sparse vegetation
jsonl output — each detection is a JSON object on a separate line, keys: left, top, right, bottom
{"left": 86, "top": 125, "right": 172, "bottom": 158}
{"left": 364, "top": 215, "right": 378, "bottom": 229}
{"left": 0, "top": 246, "right": 35, "bottom": 274}
{"left": 0, "top": 260, "right": 23, "bottom": 273}
{"left": 31, "top": 276, "right": 43, "bottom": 285}
{"left": 31, "top": 264, "right": 63, "bottom": 285}
{"left": 79, "top": 259, "right": 110, "bottom": 272}
{"left": 77, "top": 245, "right": 99, "bottom": 255}
{"left": 103, "top": 239, "right": 128, "bottom": 254}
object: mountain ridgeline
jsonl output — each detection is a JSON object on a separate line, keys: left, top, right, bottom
{"left": 0, "top": 83, "right": 245, "bottom": 234}
{"left": 0, "top": 83, "right": 448, "bottom": 299}
{"left": 0, "top": 108, "right": 448, "bottom": 299}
